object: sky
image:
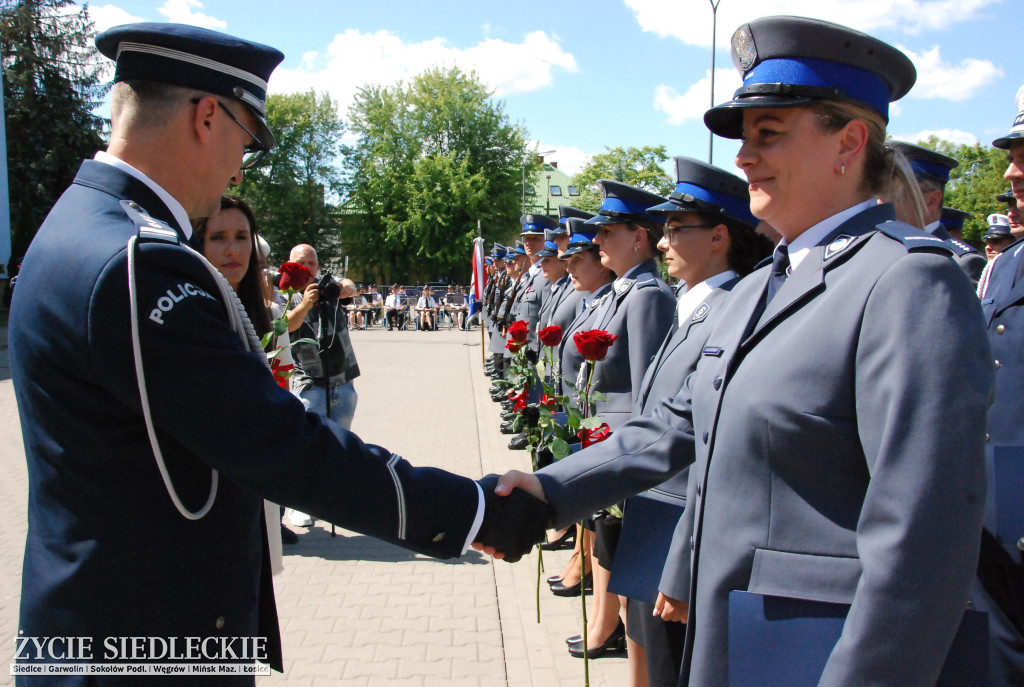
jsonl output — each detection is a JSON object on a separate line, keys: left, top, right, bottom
{"left": 82, "top": 0, "right": 1018, "bottom": 177}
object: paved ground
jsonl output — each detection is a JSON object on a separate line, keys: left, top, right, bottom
{"left": 0, "top": 324, "right": 629, "bottom": 686}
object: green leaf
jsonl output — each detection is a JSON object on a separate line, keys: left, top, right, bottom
{"left": 590, "top": 390, "right": 608, "bottom": 403}
{"left": 550, "top": 437, "right": 572, "bottom": 461}
{"left": 580, "top": 416, "right": 606, "bottom": 430}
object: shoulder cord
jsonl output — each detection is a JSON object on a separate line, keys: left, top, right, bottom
{"left": 977, "top": 252, "right": 999, "bottom": 299}
{"left": 127, "top": 236, "right": 269, "bottom": 520}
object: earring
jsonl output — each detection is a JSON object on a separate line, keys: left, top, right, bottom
{"left": 634, "top": 245, "right": 639, "bottom": 254}
{"left": 840, "top": 164, "right": 846, "bottom": 175}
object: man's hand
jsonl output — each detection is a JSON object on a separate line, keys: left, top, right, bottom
{"left": 286, "top": 283, "right": 319, "bottom": 332}
{"left": 472, "top": 473, "right": 551, "bottom": 563}
{"left": 653, "top": 592, "right": 689, "bottom": 623}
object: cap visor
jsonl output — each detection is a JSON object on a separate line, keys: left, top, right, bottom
{"left": 704, "top": 95, "right": 820, "bottom": 139}
{"left": 992, "top": 131, "right": 1024, "bottom": 150}
{"left": 560, "top": 244, "right": 597, "bottom": 259}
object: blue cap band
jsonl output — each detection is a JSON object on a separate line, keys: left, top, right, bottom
{"left": 568, "top": 230, "right": 598, "bottom": 245}
{"left": 908, "top": 159, "right": 952, "bottom": 183}
{"left": 601, "top": 197, "right": 656, "bottom": 217}
{"left": 672, "top": 182, "right": 757, "bottom": 227}
{"left": 521, "top": 223, "right": 545, "bottom": 234}
{"left": 744, "top": 56, "right": 891, "bottom": 118}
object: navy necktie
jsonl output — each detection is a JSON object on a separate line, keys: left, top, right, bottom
{"left": 766, "top": 244, "right": 790, "bottom": 305}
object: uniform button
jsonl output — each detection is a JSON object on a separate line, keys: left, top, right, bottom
{"left": 432, "top": 532, "right": 446, "bottom": 543}
{"left": 713, "top": 376, "right": 722, "bottom": 390}
{"left": 985, "top": 433, "right": 991, "bottom": 443}
{"left": 696, "top": 483, "right": 702, "bottom": 497}
{"left": 215, "top": 616, "right": 225, "bottom": 630}
{"left": 996, "top": 324, "right": 1006, "bottom": 334}
{"left": 702, "top": 431, "right": 709, "bottom": 444}
{"left": 995, "top": 360, "right": 1002, "bottom": 369}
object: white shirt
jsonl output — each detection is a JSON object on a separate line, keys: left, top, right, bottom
{"left": 385, "top": 294, "right": 403, "bottom": 308}
{"left": 416, "top": 296, "right": 438, "bottom": 308}
{"left": 676, "top": 270, "right": 738, "bottom": 327}
{"left": 780, "top": 199, "right": 877, "bottom": 273}
{"left": 94, "top": 151, "right": 193, "bottom": 239}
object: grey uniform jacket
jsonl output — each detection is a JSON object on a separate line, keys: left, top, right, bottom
{"left": 537, "top": 204, "right": 993, "bottom": 687}
{"left": 573, "top": 260, "right": 676, "bottom": 429}
{"left": 512, "top": 266, "right": 550, "bottom": 352}
{"left": 539, "top": 275, "right": 582, "bottom": 334}
{"left": 932, "top": 224, "right": 987, "bottom": 286}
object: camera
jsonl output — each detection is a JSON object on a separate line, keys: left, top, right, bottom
{"left": 317, "top": 270, "right": 341, "bottom": 301}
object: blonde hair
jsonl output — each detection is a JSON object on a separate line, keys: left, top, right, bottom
{"left": 812, "top": 101, "right": 927, "bottom": 228}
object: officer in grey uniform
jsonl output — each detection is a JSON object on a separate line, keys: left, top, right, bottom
{"left": 486, "top": 16, "right": 994, "bottom": 687}
{"left": 9, "top": 23, "right": 547, "bottom": 681}
{"left": 890, "top": 140, "right": 987, "bottom": 284}
{"left": 556, "top": 204, "right": 594, "bottom": 255}
{"left": 538, "top": 237, "right": 583, "bottom": 333}
{"left": 513, "top": 214, "right": 556, "bottom": 354}
{"left": 974, "top": 86, "right": 1024, "bottom": 687}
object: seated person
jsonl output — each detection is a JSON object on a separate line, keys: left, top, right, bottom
{"left": 416, "top": 287, "right": 438, "bottom": 330}
{"left": 348, "top": 286, "right": 370, "bottom": 329}
{"left": 384, "top": 285, "right": 406, "bottom": 330}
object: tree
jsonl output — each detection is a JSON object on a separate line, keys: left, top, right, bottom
{"left": 1, "top": 0, "right": 107, "bottom": 262}
{"left": 920, "top": 137, "right": 1010, "bottom": 247}
{"left": 235, "top": 90, "right": 346, "bottom": 264}
{"left": 344, "top": 66, "right": 533, "bottom": 284}
{"left": 569, "top": 145, "right": 675, "bottom": 213}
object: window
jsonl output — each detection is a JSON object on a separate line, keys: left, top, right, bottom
{"left": 568, "top": 185, "right": 580, "bottom": 196}
{"left": 550, "top": 185, "right": 562, "bottom": 196}
{"left": 525, "top": 185, "right": 536, "bottom": 195}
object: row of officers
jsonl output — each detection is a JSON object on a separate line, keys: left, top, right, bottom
{"left": 477, "top": 49, "right": 1024, "bottom": 683}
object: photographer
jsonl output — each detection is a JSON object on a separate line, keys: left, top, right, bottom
{"left": 285, "top": 244, "right": 360, "bottom": 429}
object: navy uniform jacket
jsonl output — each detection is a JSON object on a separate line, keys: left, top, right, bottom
{"left": 537, "top": 205, "right": 992, "bottom": 687}
{"left": 977, "top": 236, "right": 1024, "bottom": 687}
{"left": 10, "top": 161, "right": 479, "bottom": 677}
{"left": 574, "top": 261, "right": 675, "bottom": 429}
{"left": 932, "top": 223, "right": 987, "bottom": 285}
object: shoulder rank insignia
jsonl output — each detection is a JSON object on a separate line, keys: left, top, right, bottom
{"left": 120, "top": 200, "right": 178, "bottom": 244}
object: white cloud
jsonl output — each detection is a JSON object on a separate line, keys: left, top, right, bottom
{"left": 271, "top": 29, "right": 577, "bottom": 117}
{"left": 532, "top": 142, "right": 591, "bottom": 176}
{"left": 157, "top": 0, "right": 226, "bottom": 30}
{"left": 89, "top": 4, "right": 144, "bottom": 33}
{"left": 892, "top": 129, "right": 980, "bottom": 146}
{"left": 900, "top": 45, "right": 1002, "bottom": 101}
{"left": 624, "top": 0, "right": 1002, "bottom": 45}
{"left": 653, "top": 68, "right": 742, "bottom": 126}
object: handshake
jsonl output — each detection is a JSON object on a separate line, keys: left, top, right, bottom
{"left": 472, "top": 472, "right": 551, "bottom": 563}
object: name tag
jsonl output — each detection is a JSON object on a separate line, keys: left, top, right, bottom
{"left": 702, "top": 346, "right": 724, "bottom": 357}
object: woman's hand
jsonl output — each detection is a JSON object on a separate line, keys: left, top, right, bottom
{"left": 653, "top": 592, "right": 688, "bottom": 623}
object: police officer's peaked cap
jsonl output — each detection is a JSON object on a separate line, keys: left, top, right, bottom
{"left": 705, "top": 16, "right": 916, "bottom": 139}
{"left": 997, "top": 188, "right": 1015, "bottom": 204}
{"left": 560, "top": 222, "right": 600, "bottom": 259}
{"left": 993, "top": 85, "right": 1024, "bottom": 149}
{"left": 520, "top": 214, "right": 558, "bottom": 235}
{"left": 890, "top": 141, "right": 958, "bottom": 184}
{"left": 586, "top": 180, "right": 668, "bottom": 226}
{"left": 96, "top": 23, "right": 283, "bottom": 148}
{"left": 511, "top": 241, "right": 527, "bottom": 256}
{"left": 939, "top": 206, "right": 971, "bottom": 232}
{"left": 536, "top": 241, "right": 560, "bottom": 258}
{"left": 984, "top": 214, "right": 1013, "bottom": 240}
{"left": 491, "top": 243, "right": 507, "bottom": 259}
{"left": 648, "top": 156, "right": 757, "bottom": 229}
{"left": 558, "top": 205, "right": 595, "bottom": 232}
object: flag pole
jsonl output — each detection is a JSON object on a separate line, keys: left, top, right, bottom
{"left": 478, "top": 221, "right": 486, "bottom": 364}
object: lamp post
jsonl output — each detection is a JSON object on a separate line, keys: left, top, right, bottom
{"left": 708, "top": 0, "right": 722, "bottom": 163}
{"left": 545, "top": 174, "right": 552, "bottom": 215}
{"left": 523, "top": 149, "right": 556, "bottom": 214}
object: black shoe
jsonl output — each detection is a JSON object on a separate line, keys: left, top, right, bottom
{"left": 547, "top": 575, "right": 563, "bottom": 586}
{"left": 568, "top": 621, "right": 626, "bottom": 658}
{"left": 490, "top": 388, "right": 506, "bottom": 400}
{"left": 566, "top": 634, "right": 581, "bottom": 646}
{"left": 500, "top": 400, "right": 514, "bottom": 412}
{"left": 500, "top": 421, "right": 515, "bottom": 434}
{"left": 540, "top": 529, "right": 575, "bottom": 551}
{"left": 280, "top": 525, "right": 299, "bottom": 545}
{"left": 508, "top": 433, "right": 529, "bottom": 450}
{"left": 550, "top": 574, "right": 593, "bottom": 597}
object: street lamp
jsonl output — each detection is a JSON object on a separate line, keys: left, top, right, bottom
{"left": 523, "top": 149, "right": 556, "bottom": 214}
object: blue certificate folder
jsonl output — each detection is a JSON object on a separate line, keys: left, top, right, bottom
{"left": 993, "top": 445, "right": 1024, "bottom": 546}
{"left": 727, "top": 591, "right": 988, "bottom": 687}
{"left": 607, "top": 495, "right": 684, "bottom": 604}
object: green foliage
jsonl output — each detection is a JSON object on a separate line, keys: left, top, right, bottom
{"left": 1, "top": 0, "right": 108, "bottom": 263}
{"left": 235, "top": 90, "right": 346, "bottom": 264}
{"left": 570, "top": 145, "right": 674, "bottom": 213}
{"left": 344, "top": 66, "right": 532, "bottom": 284}
{"left": 917, "top": 136, "right": 1011, "bottom": 246}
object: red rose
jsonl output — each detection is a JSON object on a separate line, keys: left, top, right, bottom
{"left": 578, "top": 423, "right": 611, "bottom": 447}
{"left": 573, "top": 329, "right": 618, "bottom": 362}
{"left": 505, "top": 340, "right": 526, "bottom": 354}
{"left": 508, "top": 389, "right": 527, "bottom": 413}
{"left": 538, "top": 325, "right": 563, "bottom": 347}
{"left": 507, "top": 320, "right": 530, "bottom": 343}
{"left": 540, "top": 394, "right": 557, "bottom": 409}
{"left": 271, "top": 358, "right": 293, "bottom": 389}
{"left": 278, "top": 261, "right": 313, "bottom": 291}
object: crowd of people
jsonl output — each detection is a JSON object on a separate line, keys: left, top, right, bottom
{"left": 7, "top": 12, "right": 1024, "bottom": 687}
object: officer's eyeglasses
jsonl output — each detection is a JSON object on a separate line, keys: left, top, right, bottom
{"left": 664, "top": 224, "right": 715, "bottom": 242}
{"left": 191, "top": 98, "right": 269, "bottom": 170}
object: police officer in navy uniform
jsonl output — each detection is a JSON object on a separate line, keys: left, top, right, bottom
{"left": 484, "top": 244, "right": 508, "bottom": 378}
{"left": 974, "top": 84, "right": 1024, "bottom": 687}
{"left": 890, "top": 140, "right": 987, "bottom": 284}
{"left": 9, "top": 23, "right": 546, "bottom": 682}
{"left": 940, "top": 206, "right": 971, "bottom": 243}
{"left": 483, "top": 16, "right": 993, "bottom": 687}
